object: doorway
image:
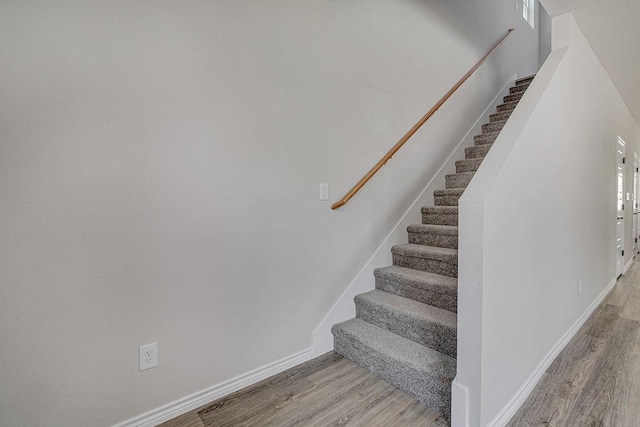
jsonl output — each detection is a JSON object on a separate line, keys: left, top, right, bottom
{"left": 616, "top": 137, "right": 626, "bottom": 277}
{"left": 634, "top": 153, "right": 638, "bottom": 256}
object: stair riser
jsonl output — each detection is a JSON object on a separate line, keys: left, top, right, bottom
{"left": 496, "top": 101, "right": 518, "bottom": 112}
{"left": 482, "top": 121, "right": 506, "bottom": 134}
{"left": 374, "top": 275, "right": 457, "bottom": 313}
{"left": 434, "top": 194, "right": 461, "bottom": 207}
{"left": 516, "top": 76, "right": 535, "bottom": 86}
{"left": 333, "top": 333, "right": 452, "bottom": 418}
{"left": 445, "top": 173, "right": 473, "bottom": 189}
{"left": 355, "top": 298, "right": 457, "bottom": 358}
{"left": 422, "top": 212, "right": 458, "bottom": 226}
{"left": 503, "top": 92, "right": 524, "bottom": 103}
{"left": 465, "top": 145, "right": 491, "bottom": 159}
{"left": 490, "top": 111, "right": 512, "bottom": 122}
{"left": 510, "top": 83, "right": 530, "bottom": 94}
{"left": 456, "top": 159, "right": 483, "bottom": 173}
{"left": 408, "top": 230, "right": 458, "bottom": 249}
{"left": 474, "top": 133, "right": 498, "bottom": 145}
{"left": 392, "top": 254, "right": 457, "bottom": 278}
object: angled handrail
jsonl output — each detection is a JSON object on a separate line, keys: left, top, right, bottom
{"left": 331, "top": 28, "right": 515, "bottom": 210}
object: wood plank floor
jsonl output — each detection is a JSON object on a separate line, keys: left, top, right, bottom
{"left": 159, "top": 351, "right": 447, "bottom": 427}
{"left": 508, "top": 259, "right": 640, "bottom": 426}
{"left": 161, "top": 260, "right": 640, "bottom": 427}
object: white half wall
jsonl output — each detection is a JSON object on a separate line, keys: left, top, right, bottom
{"left": 454, "top": 13, "right": 640, "bottom": 427}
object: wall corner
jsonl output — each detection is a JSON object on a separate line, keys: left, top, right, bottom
{"left": 551, "top": 12, "right": 575, "bottom": 51}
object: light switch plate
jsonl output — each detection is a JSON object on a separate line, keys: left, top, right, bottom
{"left": 320, "top": 183, "right": 329, "bottom": 201}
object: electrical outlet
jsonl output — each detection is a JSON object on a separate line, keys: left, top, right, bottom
{"left": 139, "top": 342, "right": 158, "bottom": 371}
{"left": 579, "top": 279, "right": 583, "bottom": 294}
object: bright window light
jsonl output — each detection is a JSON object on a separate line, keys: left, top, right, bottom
{"left": 522, "top": 0, "right": 534, "bottom": 28}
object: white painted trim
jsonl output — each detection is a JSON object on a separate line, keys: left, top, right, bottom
{"left": 451, "top": 380, "right": 470, "bottom": 427}
{"left": 624, "top": 257, "right": 634, "bottom": 275}
{"left": 311, "top": 74, "right": 518, "bottom": 355}
{"left": 487, "top": 277, "right": 618, "bottom": 427}
{"left": 112, "top": 348, "right": 314, "bottom": 427}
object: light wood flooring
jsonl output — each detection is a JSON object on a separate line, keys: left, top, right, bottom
{"left": 509, "top": 259, "right": 640, "bottom": 426}
{"left": 161, "top": 260, "right": 640, "bottom": 427}
{"left": 159, "top": 351, "right": 447, "bottom": 427}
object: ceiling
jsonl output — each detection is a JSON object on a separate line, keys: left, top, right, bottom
{"left": 540, "top": 0, "right": 640, "bottom": 123}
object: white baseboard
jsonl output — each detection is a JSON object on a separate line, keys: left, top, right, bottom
{"left": 624, "top": 257, "right": 633, "bottom": 275}
{"left": 311, "top": 73, "right": 518, "bottom": 356}
{"left": 113, "top": 348, "right": 314, "bottom": 427}
{"left": 487, "top": 276, "right": 617, "bottom": 427}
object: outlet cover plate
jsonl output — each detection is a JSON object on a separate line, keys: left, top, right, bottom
{"left": 139, "top": 342, "right": 158, "bottom": 371}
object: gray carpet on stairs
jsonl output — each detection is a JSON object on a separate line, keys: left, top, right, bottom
{"left": 331, "top": 75, "right": 535, "bottom": 418}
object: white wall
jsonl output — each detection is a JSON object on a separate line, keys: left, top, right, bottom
{"left": 539, "top": 4, "right": 553, "bottom": 66}
{"left": 0, "top": 1, "right": 538, "bottom": 425}
{"left": 454, "top": 13, "right": 640, "bottom": 426}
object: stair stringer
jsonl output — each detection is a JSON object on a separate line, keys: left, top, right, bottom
{"left": 311, "top": 74, "right": 518, "bottom": 356}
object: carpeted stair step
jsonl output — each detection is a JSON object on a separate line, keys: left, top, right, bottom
{"left": 490, "top": 110, "right": 513, "bottom": 122}
{"left": 509, "top": 83, "right": 530, "bottom": 94}
{"left": 391, "top": 244, "right": 458, "bottom": 278}
{"left": 516, "top": 74, "right": 536, "bottom": 85}
{"left": 433, "top": 188, "right": 465, "bottom": 207}
{"left": 503, "top": 91, "right": 525, "bottom": 104}
{"left": 496, "top": 100, "right": 519, "bottom": 112}
{"left": 422, "top": 206, "right": 458, "bottom": 226}
{"left": 331, "top": 318, "right": 456, "bottom": 418}
{"left": 482, "top": 120, "right": 507, "bottom": 134}
{"left": 445, "top": 172, "right": 474, "bottom": 189}
{"left": 408, "top": 223, "right": 458, "bottom": 248}
{"left": 374, "top": 265, "right": 457, "bottom": 312}
{"left": 474, "top": 131, "right": 500, "bottom": 145}
{"left": 465, "top": 144, "right": 492, "bottom": 159}
{"left": 354, "top": 290, "right": 457, "bottom": 357}
{"left": 455, "top": 158, "right": 483, "bottom": 173}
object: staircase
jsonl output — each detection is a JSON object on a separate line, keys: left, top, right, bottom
{"left": 331, "top": 75, "right": 536, "bottom": 418}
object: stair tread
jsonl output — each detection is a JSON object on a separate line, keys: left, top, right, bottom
{"left": 475, "top": 131, "right": 500, "bottom": 144}
{"left": 357, "top": 290, "right": 457, "bottom": 328}
{"left": 332, "top": 318, "right": 457, "bottom": 375}
{"left": 374, "top": 265, "right": 457, "bottom": 289}
{"left": 497, "top": 100, "right": 519, "bottom": 110}
{"left": 455, "top": 157, "right": 484, "bottom": 173}
{"left": 456, "top": 158, "right": 483, "bottom": 165}
{"left": 446, "top": 172, "right": 475, "bottom": 177}
{"left": 422, "top": 206, "right": 458, "bottom": 214}
{"left": 504, "top": 92, "right": 524, "bottom": 102}
{"left": 509, "top": 83, "right": 530, "bottom": 94}
{"left": 516, "top": 74, "right": 536, "bottom": 85}
{"left": 392, "top": 243, "right": 457, "bottom": 259}
{"left": 490, "top": 111, "right": 512, "bottom": 122}
{"left": 479, "top": 130, "right": 500, "bottom": 138}
{"left": 433, "top": 188, "right": 465, "bottom": 196}
{"left": 407, "top": 223, "right": 458, "bottom": 235}
{"left": 374, "top": 266, "right": 457, "bottom": 313}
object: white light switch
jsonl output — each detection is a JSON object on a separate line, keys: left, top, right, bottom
{"left": 320, "top": 183, "right": 329, "bottom": 201}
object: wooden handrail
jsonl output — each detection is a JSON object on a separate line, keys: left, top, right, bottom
{"left": 331, "top": 28, "right": 515, "bottom": 210}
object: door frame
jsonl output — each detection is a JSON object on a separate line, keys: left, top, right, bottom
{"left": 616, "top": 136, "right": 626, "bottom": 277}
